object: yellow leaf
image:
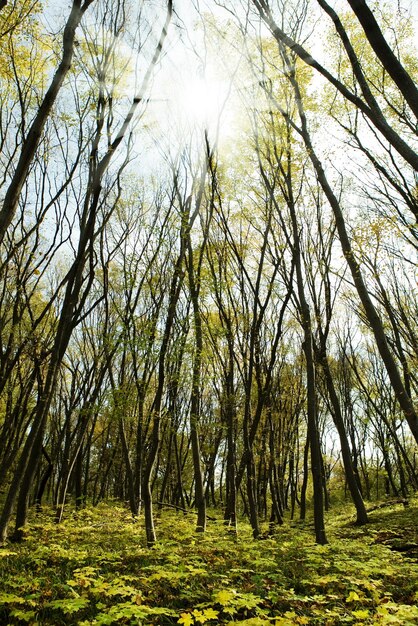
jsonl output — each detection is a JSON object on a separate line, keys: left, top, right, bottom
{"left": 178, "top": 613, "right": 194, "bottom": 626}
{"left": 202, "top": 608, "right": 219, "bottom": 620}
{"left": 346, "top": 591, "right": 360, "bottom": 603}
{"left": 214, "top": 589, "right": 235, "bottom": 605}
{"left": 352, "top": 609, "right": 369, "bottom": 619}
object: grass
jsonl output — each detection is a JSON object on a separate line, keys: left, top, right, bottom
{"left": 0, "top": 498, "right": 417, "bottom": 624}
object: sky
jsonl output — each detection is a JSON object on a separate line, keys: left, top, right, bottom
{"left": 39, "top": 0, "right": 418, "bottom": 182}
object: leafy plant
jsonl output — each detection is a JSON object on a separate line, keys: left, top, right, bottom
{"left": 0, "top": 500, "right": 417, "bottom": 624}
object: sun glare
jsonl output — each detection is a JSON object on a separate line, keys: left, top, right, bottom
{"left": 178, "top": 74, "right": 231, "bottom": 128}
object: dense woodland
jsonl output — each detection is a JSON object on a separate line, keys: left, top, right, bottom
{"left": 0, "top": 0, "right": 417, "bottom": 563}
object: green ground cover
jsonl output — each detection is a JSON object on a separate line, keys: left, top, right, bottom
{"left": 0, "top": 500, "right": 417, "bottom": 625}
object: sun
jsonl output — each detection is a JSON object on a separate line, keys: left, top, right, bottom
{"left": 179, "top": 74, "right": 230, "bottom": 128}
{"left": 146, "top": 43, "right": 242, "bottom": 152}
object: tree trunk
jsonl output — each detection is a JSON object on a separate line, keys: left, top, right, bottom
{"left": 346, "top": 0, "right": 418, "bottom": 120}
{"left": 318, "top": 352, "right": 368, "bottom": 524}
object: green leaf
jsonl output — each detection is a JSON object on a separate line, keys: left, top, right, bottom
{"left": 9, "top": 608, "right": 36, "bottom": 622}
{"left": 47, "top": 596, "right": 90, "bottom": 614}
{"left": 0, "top": 592, "right": 27, "bottom": 604}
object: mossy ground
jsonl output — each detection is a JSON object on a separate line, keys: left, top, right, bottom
{"left": 0, "top": 499, "right": 417, "bottom": 625}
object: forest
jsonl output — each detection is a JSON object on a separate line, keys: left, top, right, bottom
{"left": 0, "top": 0, "right": 418, "bottom": 624}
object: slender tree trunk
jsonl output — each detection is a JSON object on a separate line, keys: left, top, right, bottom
{"left": 268, "top": 411, "right": 283, "bottom": 527}
{"left": 276, "top": 113, "right": 327, "bottom": 543}
{"left": 9, "top": 413, "right": 47, "bottom": 541}
{"left": 187, "top": 270, "right": 206, "bottom": 532}
{"left": 173, "top": 434, "right": 187, "bottom": 512}
{"left": 35, "top": 447, "right": 53, "bottom": 511}
{"left": 300, "top": 436, "right": 309, "bottom": 522}
{"left": 142, "top": 254, "right": 184, "bottom": 546}
{"left": 74, "top": 445, "right": 84, "bottom": 509}
{"left": 318, "top": 352, "right": 368, "bottom": 524}
{"left": 223, "top": 346, "right": 237, "bottom": 533}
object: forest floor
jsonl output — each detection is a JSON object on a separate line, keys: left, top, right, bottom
{"left": 0, "top": 498, "right": 418, "bottom": 625}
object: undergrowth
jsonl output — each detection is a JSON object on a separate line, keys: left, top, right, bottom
{"left": 0, "top": 499, "right": 417, "bottom": 625}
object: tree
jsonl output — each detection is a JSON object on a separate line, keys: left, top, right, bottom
{"left": 251, "top": 0, "right": 418, "bottom": 171}
{"left": 0, "top": 0, "right": 96, "bottom": 243}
